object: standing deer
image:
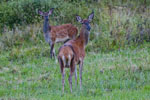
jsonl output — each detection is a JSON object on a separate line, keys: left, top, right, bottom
{"left": 38, "top": 8, "right": 78, "bottom": 58}
{"left": 58, "top": 11, "right": 94, "bottom": 93}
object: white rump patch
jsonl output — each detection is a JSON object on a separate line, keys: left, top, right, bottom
{"left": 62, "top": 55, "right": 66, "bottom": 67}
{"left": 68, "top": 55, "right": 71, "bottom": 67}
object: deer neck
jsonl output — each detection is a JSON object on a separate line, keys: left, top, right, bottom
{"left": 78, "top": 25, "right": 90, "bottom": 46}
{"left": 43, "top": 18, "right": 51, "bottom": 34}
{"left": 43, "top": 18, "right": 52, "bottom": 43}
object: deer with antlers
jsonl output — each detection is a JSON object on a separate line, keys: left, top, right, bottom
{"left": 58, "top": 11, "right": 94, "bottom": 93}
{"left": 38, "top": 8, "right": 78, "bottom": 58}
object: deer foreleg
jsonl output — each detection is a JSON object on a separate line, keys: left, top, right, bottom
{"left": 53, "top": 48, "right": 57, "bottom": 63}
{"left": 49, "top": 42, "right": 55, "bottom": 59}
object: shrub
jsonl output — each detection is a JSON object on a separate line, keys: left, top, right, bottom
{"left": 0, "top": 0, "right": 150, "bottom": 52}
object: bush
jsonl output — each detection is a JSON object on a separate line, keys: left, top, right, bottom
{"left": 0, "top": 0, "right": 150, "bottom": 52}
{"left": 0, "top": 0, "right": 53, "bottom": 32}
{"left": 0, "top": 0, "right": 150, "bottom": 31}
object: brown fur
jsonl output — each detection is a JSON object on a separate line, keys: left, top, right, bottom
{"left": 47, "top": 24, "right": 78, "bottom": 58}
{"left": 58, "top": 11, "right": 94, "bottom": 93}
{"left": 63, "top": 25, "right": 88, "bottom": 63}
{"left": 58, "top": 24, "right": 90, "bottom": 93}
{"left": 39, "top": 9, "right": 78, "bottom": 58}
{"left": 50, "top": 24, "right": 78, "bottom": 42}
{"left": 58, "top": 46, "right": 74, "bottom": 67}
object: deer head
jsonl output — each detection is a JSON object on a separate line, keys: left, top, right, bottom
{"left": 38, "top": 8, "right": 54, "bottom": 21}
{"left": 38, "top": 8, "right": 55, "bottom": 34}
{"left": 76, "top": 11, "right": 94, "bottom": 31}
{"left": 76, "top": 11, "right": 94, "bottom": 45}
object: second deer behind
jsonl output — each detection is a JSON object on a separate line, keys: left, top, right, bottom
{"left": 38, "top": 8, "right": 78, "bottom": 59}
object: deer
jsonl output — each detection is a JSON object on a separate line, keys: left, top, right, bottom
{"left": 57, "top": 11, "right": 94, "bottom": 93}
{"left": 38, "top": 8, "right": 78, "bottom": 59}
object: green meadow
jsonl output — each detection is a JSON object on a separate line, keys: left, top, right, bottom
{"left": 0, "top": 42, "right": 150, "bottom": 99}
{"left": 0, "top": 0, "right": 150, "bottom": 99}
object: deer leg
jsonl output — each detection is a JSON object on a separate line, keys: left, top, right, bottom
{"left": 49, "top": 43, "right": 55, "bottom": 59}
{"left": 49, "top": 43, "right": 52, "bottom": 58}
{"left": 75, "top": 65, "right": 77, "bottom": 88}
{"left": 53, "top": 48, "right": 57, "bottom": 62}
{"left": 62, "top": 68, "right": 65, "bottom": 93}
{"left": 69, "top": 61, "right": 75, "bottom": 93}
{"left": 69, "top": 67, "right": 74, "bottom": 93}
{"left": 79, "top": 61, "right": 83, "bottom": 90}
{"left": 59, "top": 58, "right": 65, "bottom": 93}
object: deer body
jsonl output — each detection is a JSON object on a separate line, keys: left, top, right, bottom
{"left": 39, "top": 8, "right": 78, "bottom": 58}
{"left": 49, "top": 24, "right": 78, "bottom": 43}
{"left": 62, "top": 26, "right": 89, "bottom": 63}
{"left": 58, "top": 12, "right": 94, "bottom": 93}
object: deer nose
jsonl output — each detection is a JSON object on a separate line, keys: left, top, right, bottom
{"left": 86, "top": 24, "right": 91, "bottom": 31}
{"left": 44, "top": 16, "right": 49, "bottom": 20}
{"left": 84, "top": 22, "right": 91, "bottom": 31}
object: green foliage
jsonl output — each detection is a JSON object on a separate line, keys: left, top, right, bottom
{"left": 0, "top": 0, "right": 150, "bottom": 51}
{"left": 0, "top": 0, "right": 150, "bottom": 29}
{"left": 0, "top": 0, "right": 50, "bottom": 30}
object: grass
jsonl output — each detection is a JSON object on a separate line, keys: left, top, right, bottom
{"left": 0, "top": 41, "right": 150, "bottom": 100}
{"left": 0, "top": 1, "right": 150, "bottom": 99}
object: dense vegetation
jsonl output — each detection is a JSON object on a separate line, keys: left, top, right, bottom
{"left": 0, "top": 0, "right": 150, "bottom": 51}
{"left": 0, "top": 0, "right": 150, "bottom": 99}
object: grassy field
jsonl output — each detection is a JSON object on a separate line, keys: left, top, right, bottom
{"left": 0, "top": 41, "right": 150, "bottom": 100}
{"left": 0, "top": 0, "right": 150, "bottom": 99}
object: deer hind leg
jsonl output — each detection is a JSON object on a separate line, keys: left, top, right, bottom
{"left": 79, "top": 61, "right": 83, "bottom": 90}
{"left": 62, "top": 68, "right": 65, "bottom": 93}
{"left": 59, "top": 57, "right": 65, "bottom": 93}
{"left": 69, "top": 67, "right": 75, "bottom": 93}
{"left": 69, "top": 57, "right": 75, "bottom": 93}
{"left": 75, "top": 65, "right": 77, "bottom": 88}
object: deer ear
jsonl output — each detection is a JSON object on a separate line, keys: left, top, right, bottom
{"left": 76, "top": 16, "right": 83, "bottom": 23}
{"left": 38, "top": 10, "right": 44, "bottom": 16}
{"left": 48, "top": 8, "right": 54, "bottom": 16}
{"left": 88, "top": 11, "right": 94, "bottom": 22}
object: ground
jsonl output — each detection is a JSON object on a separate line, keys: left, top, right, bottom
{"left": 0, "top": 43, "right": 150, "bottom": 100}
